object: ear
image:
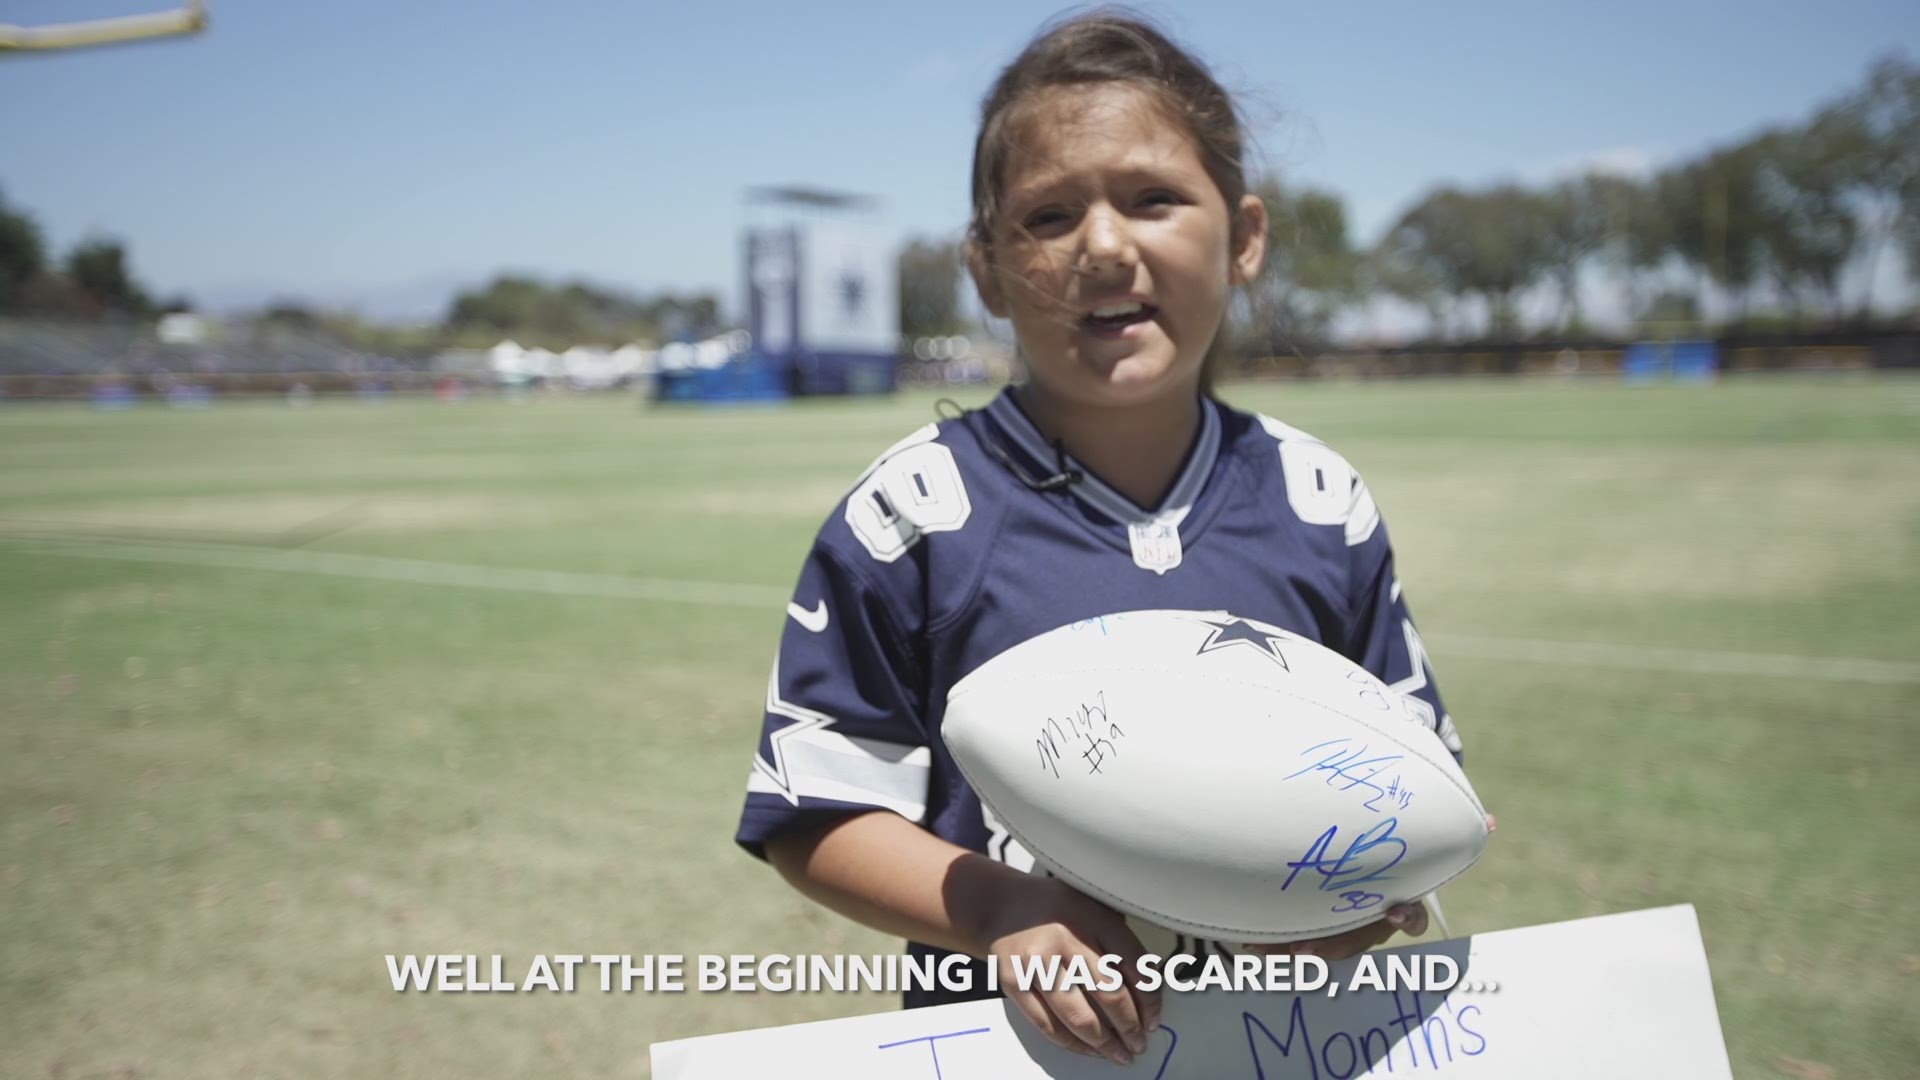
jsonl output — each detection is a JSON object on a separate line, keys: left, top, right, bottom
{"left": 964, "top": 236, "right": 1010, "bottom": 319}
{"left": 1228, "top": 193, "right": 1269, "bottom": 286}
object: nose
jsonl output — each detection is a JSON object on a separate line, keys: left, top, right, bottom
{"left": 1075, "top": 203, "right": 1136, "bottom": 276}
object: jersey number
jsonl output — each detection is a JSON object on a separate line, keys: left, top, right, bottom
{"left": 1278, "top": 439, "right": 1351, "bottom": 527}
{"left": 846, "top": 442, "right": 972, "bottom": 562}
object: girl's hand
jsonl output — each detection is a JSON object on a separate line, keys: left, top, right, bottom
{"left": 971, "top": 875, "right": 1159, "bottom": 1067}
{"left": 1245, "top": 901, "right": 1428, "bottom": 961}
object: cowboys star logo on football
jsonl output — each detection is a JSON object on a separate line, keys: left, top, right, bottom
{"left": 1188, "top": 613, "right": 1292, "bottom": 670}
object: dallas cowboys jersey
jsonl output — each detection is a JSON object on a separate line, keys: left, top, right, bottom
{"left": 736, "top": 387, "right": 1463, "bottom": 1006}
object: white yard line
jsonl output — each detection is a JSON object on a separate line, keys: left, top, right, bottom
{"left": 2, "top": 534, "right": 788, "bottom": 608}
{"left": 8, "top": 534, "right": 1918, "bottom": 686}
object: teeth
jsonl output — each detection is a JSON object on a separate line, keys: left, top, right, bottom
{"left": 1089, "top": 302, "right": 1144, "bottom": 318}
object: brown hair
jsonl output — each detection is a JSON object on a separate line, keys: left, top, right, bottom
{"left": 966, "top": 10, "right": 1255, "bottom": 392}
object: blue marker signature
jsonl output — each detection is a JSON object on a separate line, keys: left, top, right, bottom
{"left": 878, "top": 1023, "right": 1180, "bottom": 1079}
{"left": 1282, "top": 738, "right": 1415, "bottom": 812}
{"left": 1282, "top": 818, "right": 1408, "bottom": 912}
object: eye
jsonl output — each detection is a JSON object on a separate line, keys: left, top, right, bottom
{"left": 1020, "top": 206, "right": 1073, "bottom": 233}
{"left": 1137, "top": 190, "right": 1184, "bottom": 210}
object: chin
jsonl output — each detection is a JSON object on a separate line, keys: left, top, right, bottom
{"left": 1085, "top": 354, "right": 1199, "bottom": 404}
{"left": 1024, "top": 335, "right": 1202, "bottom": 409}
{"left": 1057, "top": 372, "right": 1191, "bottom": 412}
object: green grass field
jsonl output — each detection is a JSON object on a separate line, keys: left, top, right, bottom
{"left": 3, "top": 377, "right": 1917, "bottom": 1078}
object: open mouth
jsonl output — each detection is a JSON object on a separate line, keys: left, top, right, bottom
{"left": 1081, "top": 301, "right": 1158, "bottom": 334}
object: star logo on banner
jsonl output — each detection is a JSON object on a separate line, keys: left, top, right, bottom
{"left": 840, "top": 270, "right": 865, "bottom": 321}
{"left": 1192, "top": 615, "right": 1291, "bottom": 670}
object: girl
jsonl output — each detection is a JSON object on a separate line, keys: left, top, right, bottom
{"left": 737, "top": 12, "right": 1465, "bottom": 1068}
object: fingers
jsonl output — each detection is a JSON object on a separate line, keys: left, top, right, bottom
{"left": 1127, "top": 955, "right": 1162, "bottom": 1036}
{"left": 1088, "top": 974, "right": 1147, "bottom": 1061}
{"left": 994, "top": 908, "right": 1154, "bottom": 1066}
{"left": 1102, "top": 918, "right": 1161, "bottom": 1042}
{"left": 998, "top": 952, "right": 1117, "bottom": 1063}
{"left": 1003, "top": 982, "right": 1079, "bottom": 1055}
{"left": 1282, "top": 917, "right": 1398, "bottom": 962}
{"left": 1007, "top": 983, "right": 1136, "bottom": 1066}
{"left": 1314, "top": 919, "right": 1399, "bottom": 960}
{"left": 1047, "top": 915, "right": 1153, "bottom": 1064}
{"left": 1386, "top": 900, "right": 1428, "bottom": 937}
{"left": 1247, "top": 897, "right": 1431, "bottom": 960}
{"left": 1032, "top": 949, "right": 1145, "bottom": 1064}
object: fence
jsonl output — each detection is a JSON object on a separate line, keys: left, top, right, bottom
{"left": 3, "top": 318, "right": 1913, "bottom": 400}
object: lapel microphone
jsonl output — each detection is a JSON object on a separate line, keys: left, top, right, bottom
{"left": 936, "top": 398, "right": 1083, "bottom": 492}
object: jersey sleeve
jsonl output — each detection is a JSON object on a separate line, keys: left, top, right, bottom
{"left": 1343, "top": 475, "right": 1465, "bottom": 760}
{"left": 736, "top": 541, "right": 931, "bottom": 859}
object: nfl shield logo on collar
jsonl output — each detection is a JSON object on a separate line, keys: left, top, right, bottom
{"left": 1128, "top": 520, "right": 1183, "bottom": 575}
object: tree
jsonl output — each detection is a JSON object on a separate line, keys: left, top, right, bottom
{"left": 643, "top": 294, "right": 720, "bottom": 340}
{"left": 64, "top": 238, "right": 152, "bottom": 318}
{"left": 261, "top": 301, "right": 325, "bottom": 330}
{"left": 1375, "top": 188, "right": 1473, "bottom": 338}
{"left": 444, "top": 275, "right": 719, "bottom": 347}
{"left": 1815, "top": 54, "right": 1920, "bottom": 315}
{"left": 1751, "top": 128, "right": 1856, "bottom": 320}
{"left": 898, "top": 237, "right": 964, "bottom": 337}
{"left": 1537, "top": 176, "right": 1617, "bottom": 331}
{"left": 1377, "top": 185, "right": 1555, "bottom": 339}
{"left": 1369, "top": 251, "right": 1450, "bottom": 337}
{"left": 1243, "top": 178, "right": 1361, "bottom": 351}
{"left": 0, "top": 189, "right": 47, "bottom": 314}
{"left": 449, "top": 275, "right": 576, "bottom": 339}
{"left": 1660, "top": 128, "right": 1857, "bottom": 325}
{"left": 1658, "top": 145, "right": 1771, "bottom": 318}
{"left": 1585, "top": 174, "right": 1668, "bottom": 326}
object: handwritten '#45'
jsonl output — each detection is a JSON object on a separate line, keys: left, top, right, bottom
{"left": 1281, "top": 818, "right": 1407, "bottom": 897}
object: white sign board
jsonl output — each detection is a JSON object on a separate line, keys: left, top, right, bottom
{"left": 652, "top": 905, "right": 1731, "bottom": 1079}
{"left": 799, "top": 223, "right": 897, "bottom": 355}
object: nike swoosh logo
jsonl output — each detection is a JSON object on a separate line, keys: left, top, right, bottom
{"left": 787, "top": 599, "right": 829, "bottom": 633}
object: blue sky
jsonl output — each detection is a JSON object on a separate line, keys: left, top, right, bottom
{"left": 2, "top": 0, "right": 1916, "bottom": 322}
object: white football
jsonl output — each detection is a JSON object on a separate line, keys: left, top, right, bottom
{"left": 943, "top": 610, "right": 1488, "bottom": 943}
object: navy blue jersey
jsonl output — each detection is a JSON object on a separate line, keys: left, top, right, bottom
{"left": 736, "top": 388, "right": 1462, "bottom": 1005}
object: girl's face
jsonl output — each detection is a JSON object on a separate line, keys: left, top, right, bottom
{"left": 970, "top": 82, "right": 1266, "bottom": 412}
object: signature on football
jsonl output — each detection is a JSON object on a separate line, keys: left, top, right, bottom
{"left": 1282, "top": 817, "right": 1408, "bottom": 914}
{"left": 1067, "top": 614, "right": 1128, "bottom": 636}
{"left": 1282, "top": 738, "right": 1415, "bottom": 812}
{"left": 1036, "top": 691, "right": 1124, "bottom": 779}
